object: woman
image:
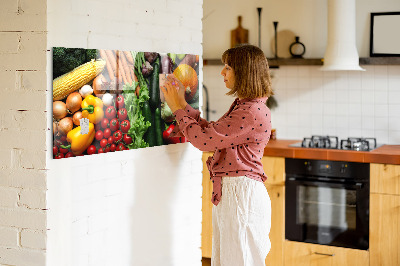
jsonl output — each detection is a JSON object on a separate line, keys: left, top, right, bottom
{"left": 161, "top": 44, "right": 273, "bottom": 266}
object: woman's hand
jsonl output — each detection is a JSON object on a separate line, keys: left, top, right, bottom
{"left": 161, "top": 75, "right": 187, "bottom": 113}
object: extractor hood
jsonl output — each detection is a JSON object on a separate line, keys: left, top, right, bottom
{"left": 320, "top": 0, "right": 365, "bottom": 71}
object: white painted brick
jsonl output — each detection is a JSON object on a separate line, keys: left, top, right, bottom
{"left": 0, "top": 187, "right": 19, "bottom": 208}
{"left": 87, "top": 212, "right": 109, "bottom": 234}
{"left": 0, "top": 32, "right": 20, "bottom": 54}
{"left": 20, "top": 149, "right": 46, "bottom": 170}
{"left": 0, "top": 90, "right": 46, "bottom": 111}
{"left": 0, "top": 168, "right": 47, "bottom": 189}
{"left": 0, "top": 129, "right": 46, "bottom": 151}
{"left": 0, "top": 207, "right": 46, "bottom": 230}
{"left": 0, "top": 12, "right": 46, "bottom": 33}
{"left": 0, "top": 32, "right": 47, "bottom": 71}
{"left": 19, "top": 189, "right": 46, "bottom": 209}
{"left": 0, "top": 110, "right": 47, "bottom": 131}
{"left": 0, "top": 149, "right": 11, "bottom": 169}
{"left": 0, "top": 247, "right": 45, "bottom": 266}
{"left": 0, "top": 0, "right": 18, "bottom": 13}
{"left": 0, "top": 227, "right": 19, "bottom": 247}
{"left": 16, "top": 70, "right": 47, "bottom": 92}
{"left": 0, "top": 70, "right": 16, "bottom": 90}
{"left": 20, "top": 229, "right": 46, "bottom": 250}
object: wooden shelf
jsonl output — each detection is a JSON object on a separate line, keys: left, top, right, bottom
{"left": 203, "top": 57, "right": 400, "bottom": 67}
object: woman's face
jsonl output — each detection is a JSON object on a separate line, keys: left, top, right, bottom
{"left": 220, "top": 64, "right": 235, "bottom": 89}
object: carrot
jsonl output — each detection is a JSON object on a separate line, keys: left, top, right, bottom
{"left": 105, "top": 50, "right": 118, "bottom": 77}
{"left": 124, "top": 51, "right": 134, "bottom": 65}
{"left": 116, "top": 51, "right": 128, "bottom": 85}
{"left": 99, "top": 49, "right": 115, "bottom": 80}
{"left": 120, "top": 52, "right": 133, "bottom": 84}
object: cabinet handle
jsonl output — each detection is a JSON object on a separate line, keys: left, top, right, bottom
{"left": 313, "top": 252, "right": 335, "bottom": 257}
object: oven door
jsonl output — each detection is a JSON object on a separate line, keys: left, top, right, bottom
{"left": 285, "top": 177, "right": 369, "bottom": 250}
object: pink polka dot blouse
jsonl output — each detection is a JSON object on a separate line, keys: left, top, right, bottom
{"left": 173, "top": 97, "right": 272, "bottom": 206}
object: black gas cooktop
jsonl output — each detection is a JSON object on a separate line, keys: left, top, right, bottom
{"left": 289, "top": 135, "right": 382, "bottom": 151}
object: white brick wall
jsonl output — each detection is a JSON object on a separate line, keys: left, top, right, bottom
{"left": 0, "top": 0, "right": 48, "bottom": 265}
{"left": 1, "top": 0, "right": 203, "bottom": 265}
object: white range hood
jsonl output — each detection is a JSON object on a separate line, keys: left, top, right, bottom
{"left": 320, "top": 0, "right": 365, "bottom": 71}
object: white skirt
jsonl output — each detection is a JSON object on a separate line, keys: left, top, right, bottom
{"left": 212, "top": 176, "right": 271, "bottom": 266}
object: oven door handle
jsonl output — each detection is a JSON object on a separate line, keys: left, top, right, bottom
{"left": 286, "top": 177, "right": 364, "bottom": 189}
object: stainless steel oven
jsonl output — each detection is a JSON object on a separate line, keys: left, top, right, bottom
{"left": 285, "top": 158, "right": 370, "bottom": 250}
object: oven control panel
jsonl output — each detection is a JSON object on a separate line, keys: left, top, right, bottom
{"left": 286, "top": 158, "right": 369, "bottom": 180}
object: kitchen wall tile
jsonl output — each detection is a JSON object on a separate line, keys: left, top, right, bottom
{"left": 348, "top": 71, "right": 362, "bottom": 90}
{"left": 298, "top": 77, "right": 311, "bottom": 89}
{"left": 298, "top": 66, "right": 311, "bottom": 78}
{"left": 335, "top": 72, "right": 349, "bottom": 90}
{"left": 336, "top": 103, "right": 349, "bottom": 116}
{"left": 387, "top": 65, "right": 400, "bottom": 76}
{"left": 336, "top": 115, "right": 348, "bottom": 129}
{"left": 388, "top": 117, "right": 400, "bottom": 131}
{"left": 349, "top": 116, "right": 362, "bottom": 129}
{"left": 375, "top": 117, "right": 389, "bottom": 129}
{"left": 374, "top": 65, "right": 388, "bottom": 77}
{"left": 374, "top": 130, "right": 389, "bottom": 144}
{"left": 361, "top": 74, "right": 375, "bottom": 91}
{"left": 322, "top": 70, "right": 335, "bottom": 78}
{"left": 323, "top": 115, "right": 336, "bottom": 129}
{"left": 285, "top": 66, "right": 298, "bottom": 77}
{"left": 388, "top": 131, "right": 400, "bottom": 144}
{"left": 388, "top": 76, "right": 400, "bottom": 91}
{"left": 374, "top": 90, "right": 388, "bottom": 104}
{"left": 311, "top": 102, "right": 324, "bottom": 113}
{"left": 362, "top": 116, "right": 375, "bottom": 130}
{"left": 348, "top": 103, "right": 362, "bottom": 116}
{"left": 336, "top": 90, "right": 349, "bottom": 103}
{"left": 348, "top": 90, "right": 362, "bottom": 104}
{"left": 375, "top": 104, "right": 389, "bottom": 117}
{"left": 388, "top": 90, "right": 400, "bottom": 104}
{"left": 362, "top": 90, "right": 375, "bottom": 103}
{"left": 388, "top": 104, "right": 400, "bottom": 117}
{"left": 323, "top": 103, "right": 336, "bottom": 115}
{"left": 286, "top": 77, "right": 299, "bottom": 89}
{"left": 362, "top": 103, "right": 375, "bottom": 117}
{"left": 349, "top": 128, "right": 363, "bottom": 137}
{"left": 310, "top": 66, "right": 323, "bottom": 77}
{"left": 374, "top": 77, "right": 388, "bottom": 92}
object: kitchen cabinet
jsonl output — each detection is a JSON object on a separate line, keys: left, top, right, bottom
{"left": 370, "top": 163, "right": 400, "bottom": 266}
{"left": 284, "top": 241, "right": 369, "bottom": 266}
{"left": 201, "top": 153, "right": 286, "bottom": 265}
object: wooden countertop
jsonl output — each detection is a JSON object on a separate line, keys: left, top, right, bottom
{"left": 263, "top": 139, "right": 400, "bottom": 165}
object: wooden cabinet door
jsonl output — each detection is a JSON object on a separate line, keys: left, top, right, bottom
{"left": 370, "top": 193, "right": 400, "bottom": 266}
{"left": 202, "top": 152, "right": 213, "bottom": 258}
{"left": 264, "top": 184, "right": 285, "bottom": 266}
{"left": 284, "top": 241, "right": 369, "bottom": 266}
{"left": 262, "top": 156, "right": 285, "bottom": 186}
{"left": 370, "top": 163, "right": 400, "bottom": 195}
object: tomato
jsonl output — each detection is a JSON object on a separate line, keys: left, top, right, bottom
{"left": 53, "top": 146, "right": 58, "bottom": 156}
{"left": 87, "top": 145, "right": 97, "bottom": 155}
{"left": 115, "top": 94, "right": 125, "bottom": 109}
{"left": 104, "top": 146, "right": 110, "bottom": 153}
{"left": 110, "top": 118, "right": 119, "bottom": 132}
{"left": 59, "top": 147, "right": 69, "bottom": 154}
{"left": 113, "top": 130, "right": 123, "bottom": 143}
{"left": 95, "top": 130, "right": 104, "bottom": 141}
{"left": 103, "top": 128, "right": 112, "bottom": 138}
{"left": 101, "top": 118, "right": 109, "bottom": 129}
{"left": 65, "top": 152, "right": 74, "bottom": 158}
{"left": 123, "top": 134, "right": 132, "bottom": 145}
{"left": 110, "top": 143, "right": 117, "bottom": 152}
{"left": 105, "top": 106, "right": 117, "bottom": 120}
{"left": 107, "top": 136, "right": 114, "bottom": 145}
{"left": 98, "top": 147, "right": 105, "bottom": 154}
{"left": 117, "top": 108, "right": 128, "bottom": 121}
{"left": 100, "top": 138, "right": 108, "bottom": 148}
{"left": 120, "top": 120, "right": 130, "bottom": 133}
{"left": 117, "top": 142, "right": 126, "bottom": 151}
{"left": 167, "top": 137, "right": 187, "bottom": 144}
{"left": 55, "top": 153, "right": 64, "bottom": 159}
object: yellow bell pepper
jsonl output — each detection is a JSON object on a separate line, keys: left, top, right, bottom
{"left": 61, "top": 123, "right": 95, "bottom": 156}
{"left": 81, "top": 95, "right": 104, "bottom": 124}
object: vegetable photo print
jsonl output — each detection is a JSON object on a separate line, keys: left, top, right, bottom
{"left": 52, "top": 47, "right": 200, "bottom": 159}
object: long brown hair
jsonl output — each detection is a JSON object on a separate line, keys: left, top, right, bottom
{"left": 221, "top": 44, "right": 273, "bottom": 99}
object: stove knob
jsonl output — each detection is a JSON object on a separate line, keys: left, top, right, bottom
{"left": 340, "top": 164, "right": 347, "bottom": 174}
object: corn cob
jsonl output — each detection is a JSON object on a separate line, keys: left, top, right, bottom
{"left": 53, "top": 59, "right": 106, "bottom": 101}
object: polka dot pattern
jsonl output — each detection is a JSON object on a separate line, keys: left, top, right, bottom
{"left": 173, "top": 97, "right": 272, "bottom": 206}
